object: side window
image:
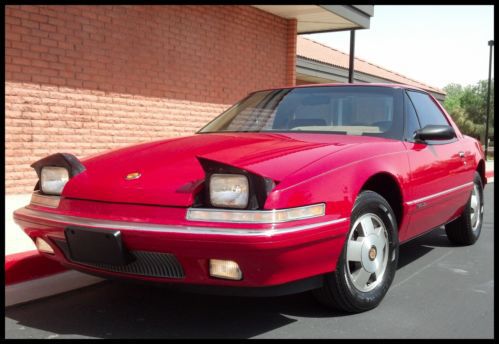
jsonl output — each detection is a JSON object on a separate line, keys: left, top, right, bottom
{"left": 404, "top": 93, "right": 421, "bottom": 141}
{"left": 406, "top": 91, "right": 449, "bottom": 127}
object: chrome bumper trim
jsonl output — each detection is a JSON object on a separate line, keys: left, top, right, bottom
{"left": 14, "top": 207, "right": 348, "bottom": 237}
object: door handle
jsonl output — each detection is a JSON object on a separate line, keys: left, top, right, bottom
{"left": 459, "top": 151, "right": 465, "bottom": 158}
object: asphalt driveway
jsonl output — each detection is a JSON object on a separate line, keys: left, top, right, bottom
{"left": 5, "top": 184, "right": 494, "bottom": 339}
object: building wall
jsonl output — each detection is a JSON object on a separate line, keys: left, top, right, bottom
{"left": 5, "top": 5, "right": 296, "bottom": 194}
{"left": 296, "top": 78, "right": 313, "bottom": 85}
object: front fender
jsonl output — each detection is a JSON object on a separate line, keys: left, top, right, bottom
{"left": 265, "top": 146, "right": 409, "bottom": 222}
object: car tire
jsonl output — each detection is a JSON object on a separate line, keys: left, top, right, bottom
{"left": 313, "top": 190, "right": 399, "bottom": 313}
{"left": 445, "top": 172, "right": 484, "bottom": 246}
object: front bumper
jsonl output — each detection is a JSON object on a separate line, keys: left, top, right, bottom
{"left": 13, "top": 198, "right": 350, "bottom": 289}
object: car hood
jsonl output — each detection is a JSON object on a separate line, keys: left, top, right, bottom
{"left": 62, "top": 132, "right": 390, "bottom": 207}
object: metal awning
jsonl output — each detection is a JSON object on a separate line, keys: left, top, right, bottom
{"left": 296, "top": 56, "right": 446, "bottom": 103}
{"left": 253, "top": 5, "right": 373, "bottom": 34}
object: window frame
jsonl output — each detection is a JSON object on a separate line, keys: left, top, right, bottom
{"left": 404, "top": 89, "right": 457, "bottom": 145}
{"left": 402, "top": 91, "right": 422, "bottom": 143}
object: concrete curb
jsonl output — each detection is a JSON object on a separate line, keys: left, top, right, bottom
{"left": 5, "top": 250, "right": 67, "bottom": 285}
{"left": 5, "top": 270, "right": 103, "bottom": 307}
{"left": 485, "top": 160, "right": 494, "bottom": 183}
{"left": 5, "top": 250, "right": 103, "bottom": 307}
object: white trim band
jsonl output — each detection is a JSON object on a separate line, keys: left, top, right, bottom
{"left": 14, "top": 207, "right": 348, "bottom": 238}
{"left": 406, "top": 182, "right": 474, "bottom": 206}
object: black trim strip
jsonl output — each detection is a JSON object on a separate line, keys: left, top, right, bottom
{"left": 67, "top": 265, "right": 324, "bottom": 298}
{"left": 31, "top": 153, "right": 86, "bottom": 179}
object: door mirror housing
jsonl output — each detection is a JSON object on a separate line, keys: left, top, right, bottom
{"left": 413, "top": 125, "right": 456, "bottom": 142}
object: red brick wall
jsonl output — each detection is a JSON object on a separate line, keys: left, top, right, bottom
{"left": 285, "top": 19, "right": 297, "bottom": 86}
{"left": 5, "top": 5, "right": 295, "bottom": 194}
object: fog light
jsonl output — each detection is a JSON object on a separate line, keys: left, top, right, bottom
{"left": 209, "top": 259, "right": 242, "bottom": 280}
{"left": 36, "top": 237, "right": 54, "bottom": 254}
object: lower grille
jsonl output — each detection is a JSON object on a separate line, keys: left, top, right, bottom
{"left": 82, "top": 251, "right": 185, "bottom": 279}
{"left": 53, "top": 239, "right": 185, "bottom": 279}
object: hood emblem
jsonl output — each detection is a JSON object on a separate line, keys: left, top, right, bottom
{"left": 125, "top": 172, "right": 141, "bottom": 180}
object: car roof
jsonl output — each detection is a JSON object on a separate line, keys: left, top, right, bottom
{"left": 257, "top": 82, "right": 427, "bottom": 94}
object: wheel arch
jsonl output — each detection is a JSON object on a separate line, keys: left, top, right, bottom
{"left": 476, "top": 159, "right": 486, "bottom": 186}
{"left": 359, "top": 172, "right": 404, "bottom": 228}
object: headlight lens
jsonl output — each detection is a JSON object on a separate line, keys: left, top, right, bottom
{"left": 40, "top": 167, "right": 69, "bottom": 195}
{"left": 209, "top": 174, "right": 249, "bottom": 209}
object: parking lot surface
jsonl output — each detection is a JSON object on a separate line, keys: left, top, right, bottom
{"left": 5, "top": 185, "right": 494, "bottom": 339}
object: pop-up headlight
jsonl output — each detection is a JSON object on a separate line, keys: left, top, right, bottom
{"left": 209, "top": 174, "right": 249, "bottom": 209}
{"left": 40, "top": 166, "right": 69, "bottom": 195}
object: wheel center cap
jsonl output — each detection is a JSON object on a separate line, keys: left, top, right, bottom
{"left": 368, "top": 246, "right": 377, "bottom": 261}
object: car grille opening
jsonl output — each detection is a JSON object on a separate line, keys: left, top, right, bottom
{"left": 52, "top": 239, "right": 185, "bottom": 279}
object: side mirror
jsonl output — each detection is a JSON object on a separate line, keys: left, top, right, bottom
{"left": 414, "top": 125, "right": 455, "bottom": 142}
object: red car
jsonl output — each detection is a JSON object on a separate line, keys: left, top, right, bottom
{"left": 14, "top": 84, "right": 486, "bottom": 313}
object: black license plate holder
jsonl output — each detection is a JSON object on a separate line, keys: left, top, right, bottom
{"left": 65, "top": 226, "right": 129, "bottom": 266}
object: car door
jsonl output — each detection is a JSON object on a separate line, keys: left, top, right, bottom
{"left": 402, "top": 90, "right": 471, "bottom": 240}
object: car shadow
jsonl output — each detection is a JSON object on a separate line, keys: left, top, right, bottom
{"left": 6, "top": 227, "right": 456, "bottom": 338}
{"left": 397, "top": 226, "right": 455, "bottom": 270}
{"left": 5, "top": 280, "right": 342, "bottom": 338}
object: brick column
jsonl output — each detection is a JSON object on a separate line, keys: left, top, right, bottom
{"left": 285, "top": 18, "right": 297, "bottom": 87}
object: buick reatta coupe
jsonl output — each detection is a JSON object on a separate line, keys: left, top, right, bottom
{"left": 14, "top": 84, "right": 486, "bottom": 313}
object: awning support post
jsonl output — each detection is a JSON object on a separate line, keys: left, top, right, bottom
{"left": 348, "top": 29, "right": 355, "bottom": 83}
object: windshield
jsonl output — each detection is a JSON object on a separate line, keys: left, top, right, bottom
{"left": 199, "top": 86, "right": 404, "bottom": 140}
